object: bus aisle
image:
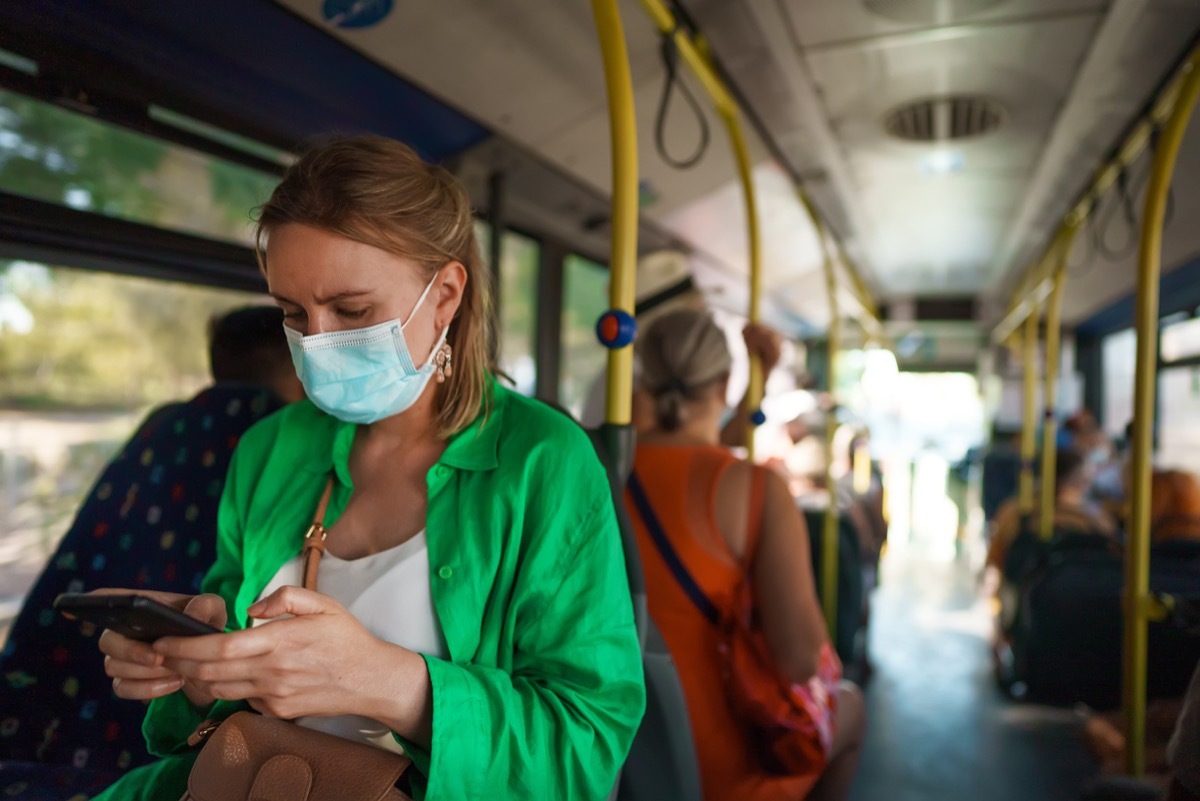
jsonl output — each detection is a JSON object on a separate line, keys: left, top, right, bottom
{"left": 851, "top": 519, "right": 1097, "bottom": 800}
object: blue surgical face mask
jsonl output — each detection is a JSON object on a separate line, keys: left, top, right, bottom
{"left": 284, "top": 277, "right": 445, "bottom": 424}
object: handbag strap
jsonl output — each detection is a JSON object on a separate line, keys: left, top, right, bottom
{"left": 301, "top": 478, "right": 336, "bottom": 592}
{"left": 628, "top": 471, "right": 721, "bottom": 625}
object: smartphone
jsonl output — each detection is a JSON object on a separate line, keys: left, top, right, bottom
{"left": 54, "top": 593, "right": 221, "bottom": 642}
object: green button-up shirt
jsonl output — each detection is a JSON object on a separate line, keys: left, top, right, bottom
{"left": 94, "top": 383, "right": 645, "bottom": 801}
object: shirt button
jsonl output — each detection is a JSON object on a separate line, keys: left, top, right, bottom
{"left": 436, "top": 465, "right": 450, "bottom": 477}
{"left": 437, "top": 566, "right": 454, "bottom": 580}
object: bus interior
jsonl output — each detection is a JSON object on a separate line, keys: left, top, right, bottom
{"left": 3, "top": 1, "right": 1200, "bottom": 799}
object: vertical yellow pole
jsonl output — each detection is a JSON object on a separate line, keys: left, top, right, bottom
{"left": 1123, "top": 49, "right": 1200, "bottom": 777}
{"left": 723, "top": 113, "right": 763, "bottom": 458}
{"left": 1038, "top": 226, "right": 1078, "bottom": 540}
{"left": 591, "top": 0, "right": 638, "bottom": 427}
{"left": 820, "top": 223, "right": 841, "bottom": 635}
{"left": 853, "top": 442, "right": 871, "bottom": 496}
{"left": 1019, "top": 311, "right": 1040, "bottom": 515}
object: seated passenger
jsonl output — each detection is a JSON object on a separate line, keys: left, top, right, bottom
{"left": 625, "top": 308, "right": 864, "bottom": 801}
{"left": 89, "top": 136, "right": 644, "bottom": 801}
{"left": 981, "top": 427, "right": 1022, "bottom": 535}
{"left": 580, "top": 249, "right": 782, "bottom": 442}
{"left": 986, "top": 447, "right": 1116, "bottom": 573}
{"left": 1150, "top": 470, "right": 1200, "bottom": 545}
{"left": 0, "top": 306, "right": 301, "bottom": 778}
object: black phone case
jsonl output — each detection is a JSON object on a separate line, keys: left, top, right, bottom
{"left": 54, "top": 593, "right": 221, "bottom": 642}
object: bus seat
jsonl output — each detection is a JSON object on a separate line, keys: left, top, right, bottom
{"left": 618, "top": 621, "right": 703, "bottom": 801}
{"left": 998, "top": 528, "right": 1119, "bottom": 642}
{"left": 1012, "top": 550, "right": 1125, "bottom": 707}
{"left": 1011, "top": 548, "right": 1200, "bottom": 708}
{"left": 1003, "top": 526, "right": 1116, "bottom": 587}
{"left": 1152, "top": 538, "right": 1200, "bottom": 565}
{"left": 803, "top": 509, "right": 865, "bottom": 665}
{"left": 0, "top": 385, "right": 281, "bottom": 785}
{"left": 536, "top": 401, "right": 698, "bottom": 801}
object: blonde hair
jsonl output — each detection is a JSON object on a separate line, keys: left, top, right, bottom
{"left": 638, "top": 309, "right": 731, "bottom": 432}
{"left": 255, "top": 135, "right": 495, "bottom": 437}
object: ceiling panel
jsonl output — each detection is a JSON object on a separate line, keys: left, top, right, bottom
{"left": 783, "top": 0, "right": 1109, "bottom": 50}
{"left": 276, "top": 0, "right": 660, "bottom": 149}
{"left": 801, "top": 11, "right": 1103, "bottom": 293}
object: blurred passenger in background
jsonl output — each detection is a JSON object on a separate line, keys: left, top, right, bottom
{"left": 981, "top": 425, "right": 1023, "bottom": 538}
{"left": 986, "top": 447, "right": 1116, "bottom": 572}
{"left": 0, "top": 306, "right": 301, "bottom": 777}
{"left": 1150, "top": 470, "right": 1200, "bottom": 545}
{"left": 628, "top": 308, "right": 864, "bottom": 801}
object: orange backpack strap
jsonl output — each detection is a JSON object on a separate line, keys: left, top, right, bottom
{"left": 744, "top": 464, "right": 768, "bottom": 567}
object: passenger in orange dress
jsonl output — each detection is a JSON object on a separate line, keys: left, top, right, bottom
{"left": 1150, "top": 470, "right": 1200, "bottom": 544}
{"left": 625, "top": 308, "right": 865, "bottom": 801}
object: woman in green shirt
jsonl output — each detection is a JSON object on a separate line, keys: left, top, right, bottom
{"left": 92, "top": 136, "right": 645, "bottom": 800}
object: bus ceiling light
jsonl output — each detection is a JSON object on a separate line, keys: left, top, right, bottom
{"left": 919, "top": 149, "right": 966, "bottom": 175}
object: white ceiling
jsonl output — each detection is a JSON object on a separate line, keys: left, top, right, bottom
{"left": 689, "top": 0, "right": 1200, "bottom": 316}
{"left": 274, "top": 0, "right": 1200, "bottom": 332}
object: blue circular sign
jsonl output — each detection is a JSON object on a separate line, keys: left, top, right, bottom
{"left": 322, "top": 0, "right": 394, "bottom": 29}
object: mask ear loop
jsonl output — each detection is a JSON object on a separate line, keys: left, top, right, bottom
{"left": 400, "top": 273, "right": 441, "bottom": 331}
{"left": 399, "top": 270, "right": 451, "bottom": 371}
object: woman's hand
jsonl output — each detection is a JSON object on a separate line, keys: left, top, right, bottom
{"left": 151, "top": 587, "right": 432, "bottom": 742}
{"left": 93, "top": 589, "right": 228, "bottom": 707}
{"left": 743, "top": 323, "right": 783, "bottom": 375}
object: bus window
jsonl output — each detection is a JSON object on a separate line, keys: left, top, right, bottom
{"left": 559, "top": 254, "right": 608, "bottom": 417}
{"left": 0, "top": 88, "right": 278, "bottom": 246}
{"left": 497, "top": 230, "right": 538, "bottom": 396}
{"left": 1159, "top": 367, "right": 1200, "bottom": 476}
{"left": 0, "top": 262, "right": 252, "bottom": 638}
{"left": 1161, "top": 315, "right": 1200, "bottom": 363}
{"left": 1101, "top": 328, "right": 1136, "bottom": 438}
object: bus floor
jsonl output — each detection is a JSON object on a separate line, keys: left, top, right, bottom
{"left": 849, "top": 545, "right": 1098, "bottom": 801}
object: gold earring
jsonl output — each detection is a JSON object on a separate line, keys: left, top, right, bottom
{"left": 435, "top": 342, "right": 453, "bottom": 384}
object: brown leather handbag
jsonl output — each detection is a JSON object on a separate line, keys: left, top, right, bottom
{"left": 182, "top": 478, "right": 414, "bottom": 801}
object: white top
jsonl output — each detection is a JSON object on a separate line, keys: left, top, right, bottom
{"left": 254, "top": 531, "right": 447, "bottom": 754}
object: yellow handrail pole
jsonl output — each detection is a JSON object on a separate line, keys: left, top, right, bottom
{"left": 590, "top": 0, "right": 639, "bottom": 427}
{"left": 1123, "top": 49, "right": 1200, "bottom": 778}
{"left": 820, "top": 222, "right": 841, "bottom": 634}
{"left": 1018, "top": 309, "right": 1040, "bottom": 515}
{"left": 1038, "top": 226, "right": 1079, "bottom": 539}
{"left": 723, "top": 112, "right": 764, "bottom": 459}
{"left": 635, "top": 0, "right": 769, "bottom": 454}
{"left": 635, "top": 0, "right": 738, "bottom": 116}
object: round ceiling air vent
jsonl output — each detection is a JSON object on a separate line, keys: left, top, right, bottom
{"left": 863, "top": 0, "right": 1010, "bottom": 24}
{"left": 883, "top": 96, "right": 1005, "bottom": 142}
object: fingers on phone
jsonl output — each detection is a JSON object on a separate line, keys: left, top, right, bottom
{"left": 184, "top": 594, "right": 228, "bottom": 629}
{"left": 104, "top": 654, "right": 175, "bottom": 681}
{"left": 99, "top": 629, "right": 163, "bottom": 667}
{"left": 112, "top": 675, "right": 184, "bottom": 700}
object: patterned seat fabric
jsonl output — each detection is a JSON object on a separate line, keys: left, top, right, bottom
{"left": 0, "top": 385, "right": 281, "bottom": 786}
